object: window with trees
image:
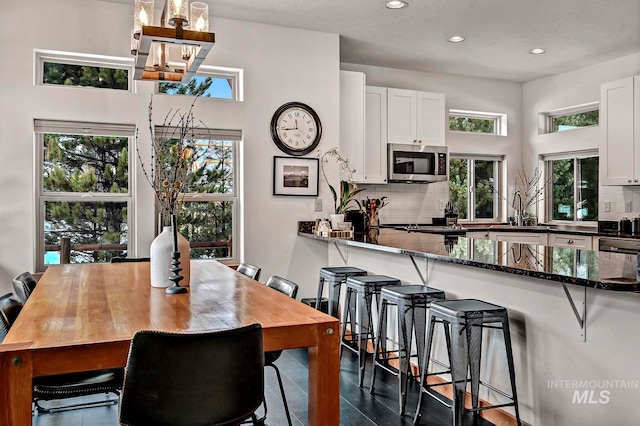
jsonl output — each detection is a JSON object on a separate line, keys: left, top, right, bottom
{"left": 36, "top": 50, "right": 131, "bottom": 91}
{"left": 158, "top": 66, "right": 241, "bottom": 100}
{"left": 545, "top": 152, "right": 598, "bottom": 222}
{"left": 449, "top": 110, "right": 506, "bottom": 136}
{"left": 449, "top": 156, "right": 502, "bottom": 221}
{"left": 36, "top": 120, "right": 134, "bottom": 270}
{"left": 542, "top": 102, "right": 599, "bottom": 133}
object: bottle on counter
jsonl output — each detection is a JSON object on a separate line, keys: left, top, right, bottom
{"left": 619, "top": 217, "right": 632, "bottom": 235}
{"left": 633, "top": 216, "right": 640, "bottom": 235}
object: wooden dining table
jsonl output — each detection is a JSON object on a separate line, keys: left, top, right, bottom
{"left": 0, "top": 260, "right": 340, "bottom": 425}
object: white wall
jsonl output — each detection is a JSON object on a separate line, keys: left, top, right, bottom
{"left": 523, "top": 52, "right": 640, "bottom": 222}
{"left": 0, "top": 0, "right": 335, "bottom": 297}
{"left": 342, "top": 63, "right": 523, "bottom": 223}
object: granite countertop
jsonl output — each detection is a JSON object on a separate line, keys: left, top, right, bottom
{"left": 298, "top": 227, "right": 640, "bottom": 292}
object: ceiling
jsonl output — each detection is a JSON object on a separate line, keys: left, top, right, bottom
{"left": 107, "top": 0, "right": 640, "bottom": 82}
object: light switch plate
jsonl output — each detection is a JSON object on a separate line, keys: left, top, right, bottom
{"left": 439, "top": 200, "right": 446, "bottom": 210}
{"left": 604, "top": 201, "right": 611, "bottom": 212}
{"left": 625, "top": 201, "right": 632, "bottom": 212}
{"left": 314, "top": 198, "right": 322, "bottom": 212}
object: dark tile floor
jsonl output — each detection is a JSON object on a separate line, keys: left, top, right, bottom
{"left": 33, "top": 348, "right": 494, "bottom": 426}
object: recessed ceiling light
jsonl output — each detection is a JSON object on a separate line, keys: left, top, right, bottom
{"left": 385, "top": 1, "right": 409, "bottom": 10}
{"left": 529, "top": 48, "right": 547, "bottom": 55}
{"left": 448, "top": 36, "right": 466, "bottom": 43}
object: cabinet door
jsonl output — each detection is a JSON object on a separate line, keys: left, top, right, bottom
{"left": 416, "top": 91, "right": 445, "bottom": 146}
{"left": 340, "top": 71, "right": 366, "bottom": 182}
{"left": 364, "top": 86, "right": 388, "bottom": 183}
{"left": 490, "top": 232, "right": 548, "bottom": 245}
{"left": 548, "top": 233, "right": 593, "bottom": 249}
{"left": 387, "top": 88, "right": 417, "bottom": 144}
{"left": 600, "top": 76, "right": 636, "bottom": 185}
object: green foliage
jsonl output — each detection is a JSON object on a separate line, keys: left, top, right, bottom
{"left": 159, "top": 76, "right": 214, "bottom": 97}
{"left": 551, "top": 157, "right": 598, "bottom": 221}
{"left": 449, "top": 158, "right": 468, "bottom": 219}
{"left": 449, "top": 116, "right": 495, "bottom": 133}
{"left": 43, "top": 62, "right": 128, "bottom": 90}
{"left": 552, "top": 110, "right": 599, "bottom": 132}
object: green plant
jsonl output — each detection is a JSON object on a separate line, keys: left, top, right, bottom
{"left": 318, "top": 147, "right": 366, "bottom": 214}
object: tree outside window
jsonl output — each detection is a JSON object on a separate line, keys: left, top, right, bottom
{"left": 450, "top": 157, "right": 499, "bottom": 221}
{"left": 549, "top": 156, "right": 598, "bottom": 222}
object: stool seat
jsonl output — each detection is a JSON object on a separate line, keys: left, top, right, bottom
{"left": 316, "top": 266, "right": 367, "bottom": 318}
{"left": 341, "top": 275, "right": 401, "bottom": 387}
{"left": 370, "top": 285, "right": 446, "bottom": 415}
{"left": 414, "top": 298, "right": 521, "bottom": 426}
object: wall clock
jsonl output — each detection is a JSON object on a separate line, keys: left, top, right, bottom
{"left": 270, "top": 101, "right": 322, "bottom": 156}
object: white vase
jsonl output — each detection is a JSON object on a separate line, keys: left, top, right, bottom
{"left": 329, "top": 213, "right": 345, "bottom": 230}
{"left": 150, "top": 226, "right": 191, "bottom": 288}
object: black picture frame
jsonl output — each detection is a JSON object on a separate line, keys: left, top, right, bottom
{"left": 273, "top": 156, "right": 319, "bottom": 196}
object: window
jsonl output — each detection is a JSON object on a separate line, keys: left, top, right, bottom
{"left": 35, "top": 50, "right": 132, "bottom": 91}
{"left": 35, "top": 120, "right": 135, "bottom": 270}
{"left": 449, "top": 110, "right": 507, "bottom": 136}
{"left": 542, "top": 102, "right": 599, "bottom": 133}
{"left": 449, "top": 156, "right": 502, "bottom": 221}
{"left": 158, "top": 66, "right": 242, "bottom": 100}
{"left": 544, "top": 151, "right": 598, "bottom": 222}
{"left": 158, "top": 127, "right": 241, "bottom": 260}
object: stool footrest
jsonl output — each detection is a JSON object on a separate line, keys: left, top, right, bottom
{"left": 467, "top": 402, "right": 516, "bottom": 413}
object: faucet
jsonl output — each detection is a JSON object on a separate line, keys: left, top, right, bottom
{"left": 512, "top": 191, "right": 523, "bottom": 227}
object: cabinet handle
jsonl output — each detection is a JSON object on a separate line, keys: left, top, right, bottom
{"left": 568, "top": 239, "right": 574, "bottom": 244}
{"left": 629, "top": 179, "right": 633, "bottom": 183}
{"left": 635, "top": 179, "right": 638, "bottom": 183}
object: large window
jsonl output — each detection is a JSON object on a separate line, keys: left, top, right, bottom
{"left": 545, "top": 152, "right": 598, "bottom": 222}
{"left": 158, "top": 127, "right": 241, "bottom": 260}
{"left": 36, "top": 120, "right": 134, "bottom": 270}
{"left": 449, "top": 156, "right": 502, "bottom": 221}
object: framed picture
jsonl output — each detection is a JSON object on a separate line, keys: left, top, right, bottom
{"left": 273, "top": 156, "right": 319, "bottom": 196}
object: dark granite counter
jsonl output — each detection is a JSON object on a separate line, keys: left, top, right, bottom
{"left": 298, "top": 228, "right": 640, "bottom": 292}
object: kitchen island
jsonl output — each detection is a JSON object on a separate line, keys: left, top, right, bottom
{"left": 298, "top": 227, "right": 640, "bottom": 426}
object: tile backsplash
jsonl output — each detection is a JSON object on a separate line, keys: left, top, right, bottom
{"left": 359, "top": 181, "right": 450, "bottom": 225}
{"left": 598, "top": 185, "right": 640, "bottom": 221}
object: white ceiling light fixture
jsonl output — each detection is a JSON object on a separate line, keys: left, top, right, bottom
{"left": 385, "top": 1, "right": 409, "bottom": 10}
{"left": 131, "top": 0, "right": 215, "bottom": 83}
{"left": 529, "top": 48, "right": 548, "bottom": 55}
{"left": 447, "top": 35, "right": 466, "bottom": 43}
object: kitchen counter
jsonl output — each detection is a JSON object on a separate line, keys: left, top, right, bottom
{"left": 298, "top": 228, "right": 640, "bottom": 292}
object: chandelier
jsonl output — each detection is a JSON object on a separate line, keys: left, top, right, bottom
{"left": 131, "top": 0, "right": 215, "bottom": 82}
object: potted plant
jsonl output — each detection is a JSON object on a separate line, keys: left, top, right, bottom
{"left": 318, "top": 147, "right": 366, "bottom": 229}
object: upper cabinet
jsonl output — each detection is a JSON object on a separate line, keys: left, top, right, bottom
{"left": 387, "top": 88, "right": 446, "bottom": 146}
{"left": 600, "top": 75, "right": 640, "bottom": 185}
{"left": 340, "top": 71, "right": 388, "bottom": 184}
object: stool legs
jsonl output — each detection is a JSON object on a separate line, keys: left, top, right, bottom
{"left": 502, "top": 315, "right": 522, "bottom": 426}
{"left": 327, "top": 279, "right": 342, "bottom": 318}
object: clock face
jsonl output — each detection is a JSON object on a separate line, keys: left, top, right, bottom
{"left": 270, "top": 102, "right": 322, "bottom": 156}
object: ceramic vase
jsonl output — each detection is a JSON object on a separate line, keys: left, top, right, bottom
{"left": 150, "top": 226, "right": 191, "bottom": 287}
{"left": 329, "top": 213, "right": 345, "bottom": 230}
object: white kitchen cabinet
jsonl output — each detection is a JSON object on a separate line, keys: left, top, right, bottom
{"left": 600, "top": 75, "right": 640, "bottom": 185}
{"left": 490, "top": 232, "right": 548, "bottom": 245}
{"left": 387, "top": 88, "right": 445, "bottom": 146}
{"left": 465, "top": 231, "right": 491, "bottom": 240}
{"left": 547, "top": 233, "right": 593, "bottom": 250}
{"left": 339, "top": 72, "right": 388, "bottom": 184}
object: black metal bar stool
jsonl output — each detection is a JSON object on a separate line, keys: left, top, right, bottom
{"left": 414, "top": 299, "right": 522, "bottom": 426}
{"left": 316, "top": 266, "right": 367, "bottom": 318}
{"left": 369, "top": 285, "right": 446, "bottom": 415}
{"left": 340, "top": 275, "right": 401, "bottom": 387}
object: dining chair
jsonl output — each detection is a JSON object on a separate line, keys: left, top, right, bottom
{"left": 260, "top": 275, "right": 299, "bottom": 426}
{"left": 12, "top": 271, "right": 38, "bottom": 304}
{"left": 0, "top": 292, "right": 123, "bottom": 413}
{"left": 237, "top": 263, "right": 262, "bottom": 281}
{"left": 119, "top": 324, "right": 265, "bottom": 426}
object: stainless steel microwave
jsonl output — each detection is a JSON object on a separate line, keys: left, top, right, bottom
{"left": 387, "top": 143, "right": 448, "bottom": 183}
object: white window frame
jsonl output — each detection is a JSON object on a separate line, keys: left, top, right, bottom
{"left": 35, "top": 120, "right": 136, "bottom": 272}
{"left": 543, "top": 149, "right": 599, "bottom": 225}
{"left": 34, "top": 49, "right": 134, "bottom": 92}
{"left": 156, "top": 65, "right": 244, "bottom": 101}
{"left": 449, "top": 109, "right": 507, "bottom": 136}
{"left": 450, "top": 154, "right": 504, "bottom": 222}
{"left": 539, "top": 101, "right": 599, "bottom": 134}
{"left": 156, "top": 126, "right": 241, "bottom": 263}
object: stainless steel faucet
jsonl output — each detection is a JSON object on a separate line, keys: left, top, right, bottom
{"left": 513, "top": 191, "right": 523, "bottom": 227}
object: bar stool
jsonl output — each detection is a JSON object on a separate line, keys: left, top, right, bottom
{"left": 414, "top": 299, "right": 522, "bottom": 426}
{"left": 340, "top": 275, "right": 401, "bottom": 387}
{"left": 316, "top": 266, "right": 367, "bottom": 318}
{"left": 369, "top": 285, "right": 446, "bottom": 415}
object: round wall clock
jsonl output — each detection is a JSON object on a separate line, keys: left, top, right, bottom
{"left": 270, "top": 101, "right": 322, "bottom": 156}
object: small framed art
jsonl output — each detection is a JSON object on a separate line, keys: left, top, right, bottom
{"left": 273, "top": 156, "right": 319, "bottom": 196}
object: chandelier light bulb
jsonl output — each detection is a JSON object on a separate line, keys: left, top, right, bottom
{"left": 190, "top": 2, "right": 209, "bottom": 32}
{"left": 168, "top": 0, "right": 189, "bottom": 26}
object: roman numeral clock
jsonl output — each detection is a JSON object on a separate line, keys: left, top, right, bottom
{"left": 270, "top": 102, "right": 322, "bottom": 156}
